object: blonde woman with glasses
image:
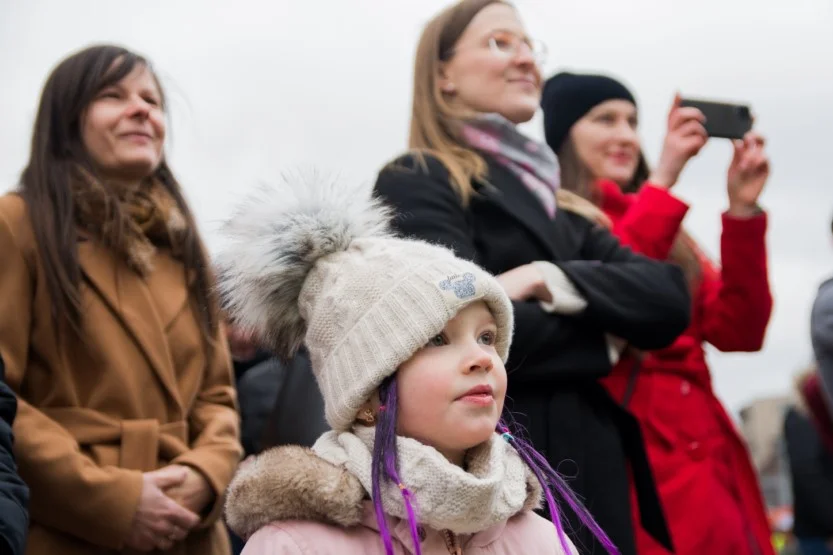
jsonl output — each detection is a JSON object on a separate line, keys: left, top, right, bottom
{"left": 373, "top": 1, "right": 692, "bottom": 553}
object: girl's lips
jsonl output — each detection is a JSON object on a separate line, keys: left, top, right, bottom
{"left": 457, "top": 393, "right": 495, "bottom": 406}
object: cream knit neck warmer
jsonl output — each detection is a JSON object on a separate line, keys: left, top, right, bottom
{"left": 312, "top": 426, "right": 541, "bottom": 535}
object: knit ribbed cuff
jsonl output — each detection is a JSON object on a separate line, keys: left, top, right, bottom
{"left": 533, "top": 261, "right": 587, "bottom": 315}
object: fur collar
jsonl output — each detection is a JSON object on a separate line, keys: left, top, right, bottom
{"left": 224, "top": 443, "right": 542, "bottom": 540}
{"left": 224, "top": 446, "right": 366, "bottom": 540}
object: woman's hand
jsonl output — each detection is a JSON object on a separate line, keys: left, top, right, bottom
{"left": 126, "top": 467, "right": 201, "bottom": 552}
{"left": 162, "top": 464, "right": 215, "bottom": 517}
{"left": 649, "top": 94, "right": 709, "bottom": 189}
{"left": 726, "top": 131, "right": 769, "bottom": 217}
{"left": 496, "top": 264, "right": 552, "bottom": 303}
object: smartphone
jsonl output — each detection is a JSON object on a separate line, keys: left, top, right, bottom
{"left": 679, "top": 98, "right": 753, "bottom": 140}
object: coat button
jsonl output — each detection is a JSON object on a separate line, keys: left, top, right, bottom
{"left": 680, "top": 381, "right": 691, "bottom": 395}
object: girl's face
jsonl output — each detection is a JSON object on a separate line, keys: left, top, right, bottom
{"left": 395, "top": 301, "right": 507, "bottom": 466}
{"left": 569, "top": 99, "right": 641, "bottom": 185}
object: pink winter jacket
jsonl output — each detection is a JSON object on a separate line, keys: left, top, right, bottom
{"left": 225, "top": 446, "right": 577, "bottom": 555}
{"left": 242, "top": 504, "right": 573, "bottom": 554}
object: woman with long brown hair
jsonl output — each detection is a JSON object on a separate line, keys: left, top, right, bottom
{"left": 0, "top": 45, "right": 241, "bottom": 554}
{"left": 541, "top": 72, "right": 774, "bottom": 555}
{"left": 373, "top": 1, "right": 692, "bottom": 553}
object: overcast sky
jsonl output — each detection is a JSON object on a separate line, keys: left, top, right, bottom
{"left": 2, "top": 0, "right": 832, "bottom": 416}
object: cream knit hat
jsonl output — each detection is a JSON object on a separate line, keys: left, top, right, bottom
{"left": 216, "top": 174, "right": 513, "bottom": 431}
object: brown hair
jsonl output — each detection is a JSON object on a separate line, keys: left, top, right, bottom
{"left": 18, "top": 44, "right": 220, "bottom": 341}
{"left": 407, "top": 0, "right": 505, "bottom": 204}
{"left": 557, "top": 136, "right": 702, "bottom": 288}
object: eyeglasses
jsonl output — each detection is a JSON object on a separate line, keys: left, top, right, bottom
{"left": 446, "top": 30, "right": 548, "bottom": 66}
{"left": 487, "top": 31, "right": 547, "bottom": 66}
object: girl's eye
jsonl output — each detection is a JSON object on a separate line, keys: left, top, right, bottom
{"left": 596, "top": 113, "right": 616, "bottom": 124}
{"left": 427, "top": 334, "right": 446, "bottom": 347}
{"left": 99, "top": 90, "right": 120, "bottom": 99}
{"left": 144, "top": 96, "right": 160, "bottom": 106}
{"left": 478, "top": 331, "right": 496, "bottom": 345}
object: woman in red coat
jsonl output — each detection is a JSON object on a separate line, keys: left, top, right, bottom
{"left": 541, "top": 72, "right": 774, "bottom": 555}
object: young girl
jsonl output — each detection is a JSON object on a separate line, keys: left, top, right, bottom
{"left": 219, "top": 175, "right": 617, "bottom": 554}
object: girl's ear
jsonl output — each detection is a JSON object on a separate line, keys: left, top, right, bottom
{"left": 354, "top": 391, "right": 382, "bottom": 426}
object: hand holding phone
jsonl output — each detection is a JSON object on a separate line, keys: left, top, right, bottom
{"left": 648, "top": 94, "right": 709, "bottom": 189}
{"left": 726, "top": 132, "right": 769, "bottom": 217}
{"left": 679, "top": 98, "right": 753, "bottom": 140}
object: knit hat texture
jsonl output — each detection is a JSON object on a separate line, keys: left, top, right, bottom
{"left": 216, "top": 174, "right": 514, "bottom": 431}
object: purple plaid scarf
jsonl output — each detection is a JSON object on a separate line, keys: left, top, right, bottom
{"left": 460, "top": 113, "right": 560, "bottom": 218}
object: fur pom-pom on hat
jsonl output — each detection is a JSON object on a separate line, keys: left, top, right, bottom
{"left": 216, "top": 173, "right": 392, "bottom": 359}
{"left": 216, "top": 172, "right": 514, "bottom": 431}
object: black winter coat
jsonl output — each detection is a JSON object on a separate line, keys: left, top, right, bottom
{"left": 375, "top": 154, "right": 690, "bottom": 555}
{"left": 784, "top": 407, "right": 833, "bottom": 538}
{"left": 1, "top": 355, "right": 28, "bottom": 555}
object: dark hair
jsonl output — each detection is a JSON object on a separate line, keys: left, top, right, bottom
{"left": 371, "top": 375, "right": 619, "bottom": 555}
{"left": 18, "top": 44, "right": 220, "bottom": 341}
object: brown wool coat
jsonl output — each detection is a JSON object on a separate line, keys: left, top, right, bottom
{"left": 0, "top": 194, "right": 242, "bottom": 555}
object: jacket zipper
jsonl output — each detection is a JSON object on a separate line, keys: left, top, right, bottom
{"left": 442, "top": 529, "right": 461, "bottom": 554}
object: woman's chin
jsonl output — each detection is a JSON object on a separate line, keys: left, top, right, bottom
{"left": 602, "top": 165, "right": 638, "bottom": 186}
{"left": 114, "top": 153, "right": 163, "bottom": 177}
{"left": 498, "top": 102, "right": 538, "bottom": 125}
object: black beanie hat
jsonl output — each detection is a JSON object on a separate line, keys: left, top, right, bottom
{"left": 541, "top": 72, "right": 637, "bottom": 153}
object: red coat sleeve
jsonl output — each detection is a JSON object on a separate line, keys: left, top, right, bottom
{"left": 598, "top": 180, "right": 773, "bottom": 353}
{"left": 599, "top": 180, "right": 689, "bottom": 260}
{"left": 699, "top": 212, "right": 773, "bottom": 351}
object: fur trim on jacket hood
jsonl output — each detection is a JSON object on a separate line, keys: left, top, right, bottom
{"left": 224, "top": 444, "right": 542, "bottom": 540}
